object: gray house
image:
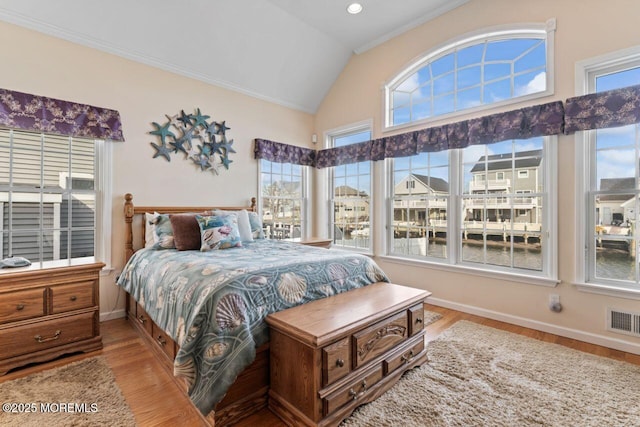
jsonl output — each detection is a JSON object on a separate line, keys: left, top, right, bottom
{"left": 467, "top": 149, "right": 542, "bottom": 225}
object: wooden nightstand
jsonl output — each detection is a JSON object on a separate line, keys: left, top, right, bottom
{"left": 267, "top": 282, "right": 431, "bottom": 426}
{"left": 299, "top": 238, "right": 332, "bottom": 249}
{"left": 0, "top": 262, "right": 104, "bottom": 374}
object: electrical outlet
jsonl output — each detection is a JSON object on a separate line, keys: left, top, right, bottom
{"left": 548, "top": 293, "right": 562, "bottom": 313}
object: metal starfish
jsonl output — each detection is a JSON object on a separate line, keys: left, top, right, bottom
{"left": 165, "top": 113, "right": 183, "bottom": 130}
{"left": 150, "top": 142, "right": 172, "bottom": 162}
{"left": 220, "top": 153, "right": 233, "bottom": 169}
{"left": 219, "top": 137, "right": 237, "bottom": 154}
{"left": 192, "top": 108, "right": 211, "bottom": 129}
{"left": 177, "top": 110, "right": 193, "bottom": 128}
{"left": 215, "top": 121, "right": 230, "bottom": 135}
{"left": 172, "top": 127, "right": 194, "bottom": 153}
{"left": 170, "top": 136, "right": 189, "bottom": 154}
{"left": 193, "top": 155, "right": 211, "bottom": 171}
{"left": 149, "top": 121, "right": 175, "bottom": 144}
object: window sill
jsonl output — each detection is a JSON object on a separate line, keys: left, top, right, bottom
{"left": 574, "top": 282, "right": 640, "bottom": 300}
{"left": 378, "top": 255, "right": 560, "bottom": 288}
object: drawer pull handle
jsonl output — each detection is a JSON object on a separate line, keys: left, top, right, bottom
{"left": 416, "top": 317, "right": 423, "bottom": 324}
{"left": 401, "top": 350, "right": 415, "bottom": 364}
{"left": 348, "top": 380, "right": 367, "bottom": 400}
{"left": 336, "top": 358, "right": 345, "bottom": 368}
{"left": 70, "top": 295, "right": 77, "bottom": 301}
{"left": 16, "top": 304, "right": 25, "bottom": 311}
{"left": 137, "top": 315, "right": 147, "bottom": 324}
{"left": 156, "top": 335, "right": 167, "bottom": 346}
{"left": 34, "top": 330, "right": 61, "bottom": 343}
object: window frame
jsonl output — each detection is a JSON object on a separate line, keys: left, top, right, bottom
{"left": 326, "top": 121, "right": 373, "bottom": 254}
{"left": 0, "top": 129, "right": 111, "bottom": 271}
{"left": 382, "top": 136, "right": 558, "bottom": 288}
{"left": 575, "top": 45, "right": 640, "bottom": 300}
{"left": 257, "top": 159, "right": 310, "bottom": 241}
{"left": 382, "top": 20, "right": 556, "bottom": 132}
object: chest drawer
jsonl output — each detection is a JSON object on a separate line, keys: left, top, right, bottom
{"left": 322, "top": 363, "right": 384, "bottom": 416}
{"left": 383, "top": 336, "right": 425, "bottom": 375}
{"left": 0, "top": 312, "right": 95, "bottom": 359}
{"left": 352, "top": 311, "right": 408, "bottom": 368}
{"left": 51, "top": 281, "right": 95, "bottom": 314}
{"left": 408, "top": 303, "right": 425, "bottom": 337}
{"left": 322, "top": 336, "right": 351, "bottom": 386}
{"left": 0, "top": 289, "right": 46, "bottom": 324}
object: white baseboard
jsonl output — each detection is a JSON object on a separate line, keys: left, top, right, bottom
{"left": 100, "top": 308, "right": 126, "bottom": 322}
{"left": 428, "top": 297, "right": 640, "bottom": 356}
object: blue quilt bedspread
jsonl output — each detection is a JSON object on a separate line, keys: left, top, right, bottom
{"left": 116, "top": 239, "right": 388, "bottom": 414}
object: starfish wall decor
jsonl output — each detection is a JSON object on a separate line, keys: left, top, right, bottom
{"left": 149, "top": 108, "right": 235, "bottom": 175}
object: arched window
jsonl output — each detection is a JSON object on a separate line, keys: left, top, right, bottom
{"left": 385, "top": 21, "right": 555, "bottom": 128}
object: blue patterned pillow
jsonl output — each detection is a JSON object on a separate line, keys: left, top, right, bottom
{"left": 196, "top": 214, "right": 242, "bottom": 251}
{"left": 152, "top": 214, "right": 176, "bottom": 249}
{"left": 247, "top": 211, "right": 265, "bottom": 239}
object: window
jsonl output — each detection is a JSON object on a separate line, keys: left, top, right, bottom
{"left": 388, "top": 136, "right": 555, "bottom": 282}
{"left": 577, "top": 49, "right": 640, "bottom": 295}
{"left": 384, "top": 21, "right": 555, "bottom": 129}
{"left": 518, "top": 170, "right": 529, "bottom": 178}
{"left": 259, "top": 159, "right": 307, "bottom": 241}
{"left": 0, "top": 129, "right": 108, "bottom": 265}
{"left": 328, "top": 126, "right": 372, "bottom": 252}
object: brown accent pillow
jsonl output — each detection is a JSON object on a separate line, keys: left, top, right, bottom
{"left": 170, "top": 214, "right": 201, "bottom": 251}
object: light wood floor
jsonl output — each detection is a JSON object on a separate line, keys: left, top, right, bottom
{"left": 2, "top": 304, "right": 639, "bottom": 426}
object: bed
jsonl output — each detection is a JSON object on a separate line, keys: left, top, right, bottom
{"left": 118, "top": 193, "right": 389, "bottom": 425}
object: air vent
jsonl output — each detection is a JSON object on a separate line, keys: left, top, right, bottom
{"left": 607, "top": 308, "right": 640, "bottom": 337}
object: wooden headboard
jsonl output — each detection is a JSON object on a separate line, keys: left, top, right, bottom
{"left": 123, "top": 193, "right": 257, "bottom": 262}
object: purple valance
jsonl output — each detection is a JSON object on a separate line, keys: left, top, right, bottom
{"left": 0, "top": 88, "right": 124, "bottom": 141}
{"left": 326, "top": 101, "right": 564, "bottom": 165}
{"left": 564, "top": 84, "right": 640, "bottom": 134}
{"left": 316, "top": 140, "right": 372, "bottom": 168}
{"left": 254, "top": 138, "right": 316, "bottom": 166}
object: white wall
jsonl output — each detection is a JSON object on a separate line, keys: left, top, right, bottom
{"left": 314, "top": 0, "right": 640, "bottom": 353}
{"left": 0, "top": 21, "right": 314, "bottom": 319}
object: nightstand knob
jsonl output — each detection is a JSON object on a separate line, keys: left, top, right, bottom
{"left": 16, "top": 304, "right": 25, "bottom": 311}
{"left": 70, "top": 295, "right": 77, "bottom": 301}
{"left": 336, "top": 358, "right": 345, "bottom": 368}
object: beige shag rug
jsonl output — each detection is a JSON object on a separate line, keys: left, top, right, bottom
{"left": 423, "top": 309, "right": 442, "bottom": 326}
{"left": 0, "top": 356, "right": 136, "bottom": 427}
{"left": 342, "top": 320, "right": 640, "bottom": 427}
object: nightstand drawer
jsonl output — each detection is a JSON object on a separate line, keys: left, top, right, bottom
{"left": 51, "top": 281, "right": 95, "bottom": 314}
{"left": 0, "top": 312, "right": 95, "bottom": 359}
{"left": 352, "top": 311, "right": 408, "bottom": 368}
{"left": 0, "top": 289, "right": 46, "bottom": 324}
{"left": 322, "top": 337, "right": 351, "bottom": 386}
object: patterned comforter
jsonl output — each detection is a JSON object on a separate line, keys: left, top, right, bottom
{"left": 116, "top": 239, "right": 388, "bottom": 414}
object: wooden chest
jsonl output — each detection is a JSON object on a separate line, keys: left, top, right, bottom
{"left": 266, "top": 282, "right": 431, "bottom": 426}
{"left": 0, "top": 262, "right": 104, "bottom": 374}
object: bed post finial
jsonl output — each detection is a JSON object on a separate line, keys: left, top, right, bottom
{"left": 124, "top": 193, "right": 134, "bottom": 262}
{"left": 250, "top": 197, "right": 257, "bottom": 212}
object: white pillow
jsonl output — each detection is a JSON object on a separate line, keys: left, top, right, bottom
{"left": 214, "top": 209, "right": 253, "bottom": 242}
{"left": 144, "top": 212, "right": 159, "bottom": 248}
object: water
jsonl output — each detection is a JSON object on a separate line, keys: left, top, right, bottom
{"left": 336, "top": 237, "right": 637, "bottom": 281}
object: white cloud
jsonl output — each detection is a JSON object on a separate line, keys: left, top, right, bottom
{"left": 515, "top": 71, "right": 546, "bottom": 96}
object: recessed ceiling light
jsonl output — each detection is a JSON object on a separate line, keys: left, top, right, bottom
{"left": 346, "top": 3, "right": 363, "bottom": 14}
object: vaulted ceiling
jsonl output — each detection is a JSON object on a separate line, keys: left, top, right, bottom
{"left": 0, "top": 0, "right": 469, "bottom": 113}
